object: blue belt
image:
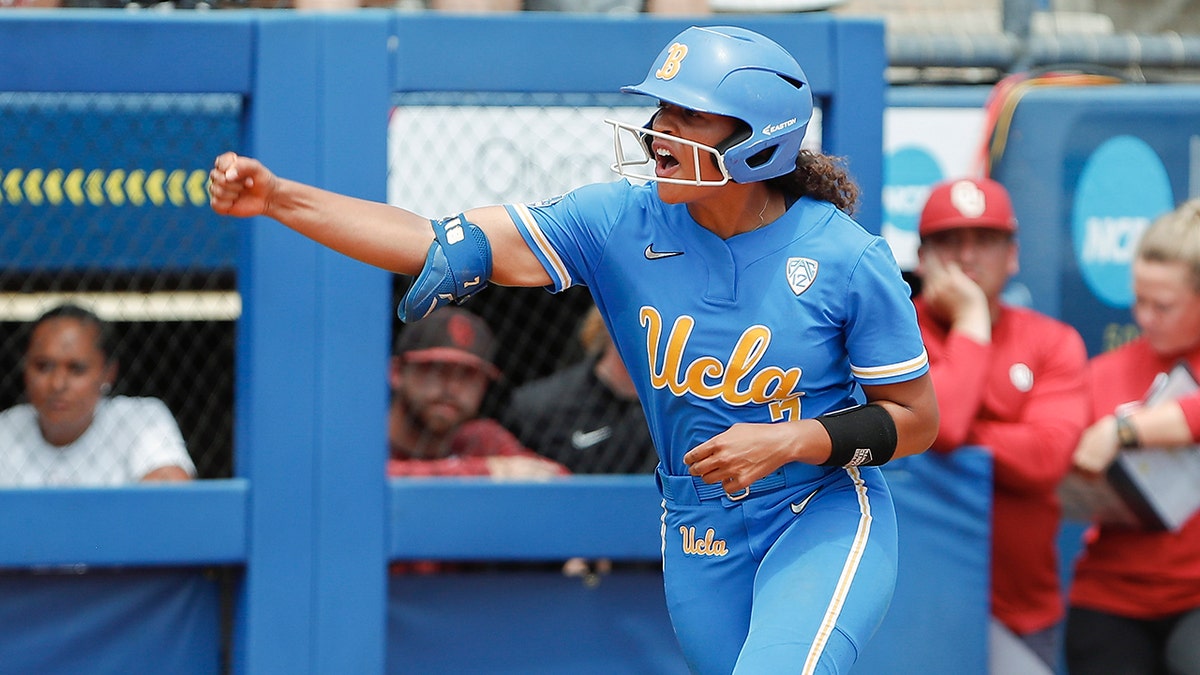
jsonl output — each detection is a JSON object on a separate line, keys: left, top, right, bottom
{"left": 658, "top": 464, "right": 802, "bottom": 504}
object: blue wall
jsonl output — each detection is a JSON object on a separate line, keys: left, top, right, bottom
{"left": 993, "top": 86, "right": 1200, "bottom": 356}
{"left": 0, "top": 11, "right": 1001, "bottom": 675}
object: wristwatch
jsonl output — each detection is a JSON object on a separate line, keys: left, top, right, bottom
{"left": 1115, "top": 413, "right": 1140, "bottom": 449}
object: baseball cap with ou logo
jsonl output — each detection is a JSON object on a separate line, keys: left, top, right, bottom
{"left": 392, "top": 307, "right": 500, "bottom": 380}
{"left": 918, "top": 177, "right": 1017, "bottom": 238}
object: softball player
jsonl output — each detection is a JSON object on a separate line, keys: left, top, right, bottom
{"left": 210, "top": 25, "right": 938, "bottom": 674}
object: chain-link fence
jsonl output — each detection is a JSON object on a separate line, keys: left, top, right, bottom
{"left": 387, "top": 93, "right": 651, "bottom": 382}
{"left": 0, "top": 89, "right": 671, "bottom": 482}
{"left": 0, "top": 92, "right": 240, "bottom": 479}
{"left": 388, "top": 93, "right": 663, "bottom": 472}
{"left": 3, "top": 3, "right": 1195, "bottom": 484}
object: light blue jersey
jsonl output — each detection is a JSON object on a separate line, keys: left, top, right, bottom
{"left": 507, "top": 180, "right": 927, "bottom": 476}
{"left": 505, "top": 179, "right": 929, "bottom": 674}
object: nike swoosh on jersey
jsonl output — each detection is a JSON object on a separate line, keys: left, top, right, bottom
{"left": 571, "top": 427, "right": 613, "bottom": 449}
{"left": 790, "top": 488, "right": 820, "bottom": 515}
{"left": 644, "top": 244, "right": 683, "bottom": 260}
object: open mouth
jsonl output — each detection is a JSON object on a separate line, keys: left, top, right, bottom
{"left": 652, "top": 142, "right": 681, "bottom": 177}
{"left": 606, "top": 118, "right": 729, "bottom": 187}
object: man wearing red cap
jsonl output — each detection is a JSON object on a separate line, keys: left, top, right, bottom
{"left": 914, "top": 177, "right": 1089, "bottom": 673}
{"left": 386, "top": 307, "right": 568, "bottom": 480}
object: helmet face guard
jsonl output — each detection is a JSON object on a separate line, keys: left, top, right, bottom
{"left": 605, "top": 118, "right": 732, "bottom": 187}
{"left": 613, "top": 25, "right": 812, "bottom": 185}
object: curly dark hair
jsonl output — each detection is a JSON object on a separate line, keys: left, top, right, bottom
{"left": 766, "top": 150, "right": 860, "bottom": 215}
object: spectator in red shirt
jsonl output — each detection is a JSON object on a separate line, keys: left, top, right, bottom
{"left": 913, "top": 177, "right": 1089, "bottom": 674}
{"left": 1066, "top": 198, "right": 1200, "bottom": 675}
{"left": 386, "top": 307, "right": 568, "bottom": 480}
{"left": 387, "top": 307, "right": 569, "bottom": 574}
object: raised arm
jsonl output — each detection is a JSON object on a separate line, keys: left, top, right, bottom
{"left": 208, "top": 152, "right": 550, "bottom": 288}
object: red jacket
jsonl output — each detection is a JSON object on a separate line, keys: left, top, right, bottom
{"left": 1070, "top": 338, "right": 1200, "bottom": 619}
{"left": 916, "top": 299, "right": 1089, "bottom": 635}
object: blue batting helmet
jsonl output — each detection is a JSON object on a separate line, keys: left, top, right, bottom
{"left": 621, "top": 26, "right": 813, "bottom": 184}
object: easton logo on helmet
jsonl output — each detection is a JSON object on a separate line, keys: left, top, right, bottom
{"left": 762, "top": 118, "right": 798, "bottom": 136}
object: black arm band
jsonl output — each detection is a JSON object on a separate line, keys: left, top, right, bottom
{"left": 1115, "top": 413, "right": 1140, "bottom": 449}
{"left": 815, "top": 404, "right": 898, "bottom": 467}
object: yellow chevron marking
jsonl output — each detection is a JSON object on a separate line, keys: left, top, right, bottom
{"left": 23, "top": 169, "right": 44, "bottom": 205}
{"left": 186, "top": 170, "right": 208, "bottom": 206}
{"left": 147, "top": 169, "right": 166, "bottom": 206}
{"left": 1, "top": 166, "right": 212, "bottom": 207}
{"left": 126, "top": 169, "right": 146, "bottom": 206}
{"left": 44, "top": 169, "right": 64, "bottom": 205}
{"left": 65, "top": 169, "right": 85, "bottom": 206}
{"left": 4, "top": 169, "right": 24, "bottom": 204}
{"left": 105, "top": 169, "right": 126, "bottom": 206}
{"left": 167, "top": 169, "right": 186, "bottom": 206}
{"left": 85, "top": 169, "right": 105, "bottom": 206}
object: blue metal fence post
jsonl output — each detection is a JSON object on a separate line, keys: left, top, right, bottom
{"left": 235, "top": 13, "right": 391, "bottom": 674}
{"left": 828, "top": 19, "right": 886, "bottom": 235}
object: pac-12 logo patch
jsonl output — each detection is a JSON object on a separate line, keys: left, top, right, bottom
{"left": 786, "top": 257, "right": 818, "bottom": 296}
